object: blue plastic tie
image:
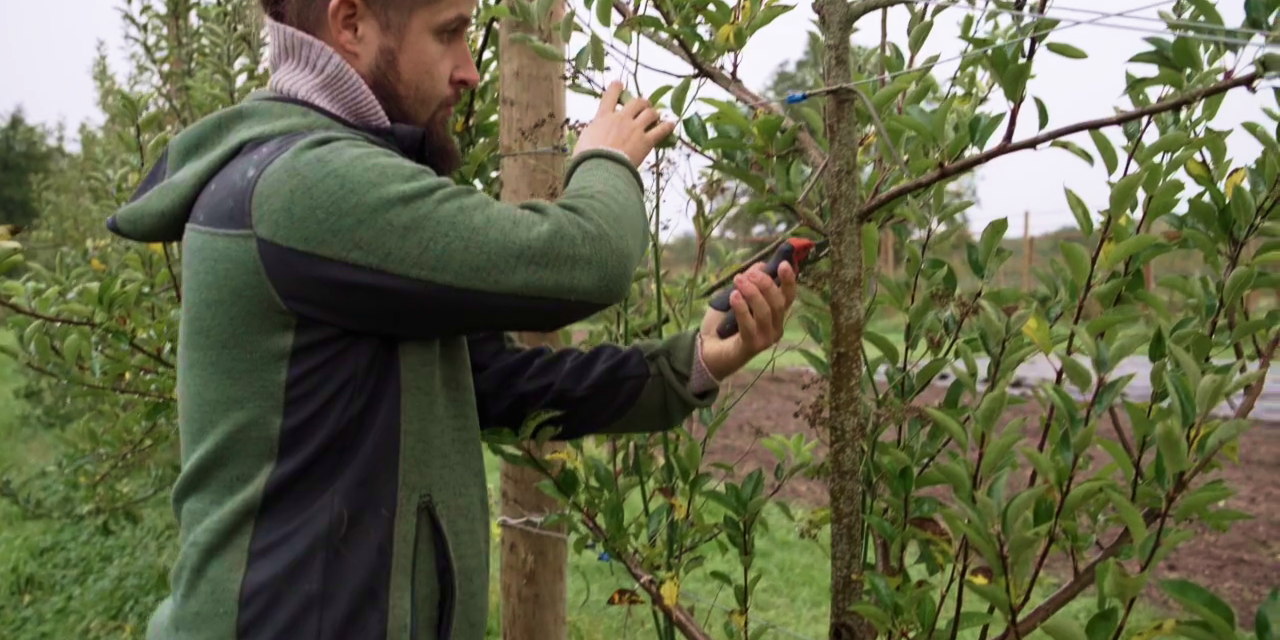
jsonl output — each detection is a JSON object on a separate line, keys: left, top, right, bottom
{"left": 785, "top": 92, "right": 809, "bottom": 104}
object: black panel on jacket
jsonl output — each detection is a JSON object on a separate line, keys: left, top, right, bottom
{"left": 467, "top": 332, "right": 652, "bottom": 440}
{"left": 189, "top": 133, "right": 312, "bottom": 231}
{"left": 257, "top": 238, "right": 609, "bottom": 340}
{"left": 237, "top": 320, "right": 402, "bottom": 640}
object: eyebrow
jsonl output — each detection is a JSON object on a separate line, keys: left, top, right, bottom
{"left": 438, "top": 14, "right": 472, "bottom": 31}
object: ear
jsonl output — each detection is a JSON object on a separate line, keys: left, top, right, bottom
{"left": 322, "top": 0, "right": 381, "bottom": 73}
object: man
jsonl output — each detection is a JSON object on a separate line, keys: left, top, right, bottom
{"left": 106, "top": 0, "right": 797, "bottom": 638}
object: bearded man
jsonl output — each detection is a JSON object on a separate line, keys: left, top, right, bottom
{"left": 107, "top": 1, "right": 797, "bottom": 638}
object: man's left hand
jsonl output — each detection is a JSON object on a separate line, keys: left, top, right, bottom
{"left": 698, "top": 261, "right": 799, "bottom": 381}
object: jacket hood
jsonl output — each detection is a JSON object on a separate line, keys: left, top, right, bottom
{"left": 107, "top": 94, "right": 361, "bottom": 243}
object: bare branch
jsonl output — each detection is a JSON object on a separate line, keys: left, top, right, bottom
{"left": 0, "top": 298, "right": 98, "bottom": 328}
{"left": 857, "top": 71, "right": 1262, "bottom": 221}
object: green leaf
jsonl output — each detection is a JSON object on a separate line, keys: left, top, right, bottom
{"left": 683, "top": 114, "right": 709, "bottom": 147}
{"left": 1035, "top": 96, "right": 1050, "bottom": 131}
{"left": 1086, "top": 607, "right": 1120, "bottom": 640}
{"left": 923, "top": 408, "right": 969, "bottom": 450}
{"left": 1101, "top": 234, "right": 1160, "bottom": 271}
{"left": 1141, "top": 131, "right": 1192, "bottom": 164}
{"left": 595, "top": 0, "right": 611, "bottom": 27}
{"left": 671, "top": 77, "right": 692, "bottom": 116}
{"left": 1061, "top": 356, "right": 1092, "bottom": 391}
{"left": 1051, "top": 140, "right": 1094, "bottom": 166}
{"left": 1110, "top": 171, "right": 1146, "bottom": 215}
{"left": 1022, "top": 312, "right": 1053, "bottom": 354}
{"left": 1156, "top": 420, "right": 1190, "bottom": 473}
{"left": 1257, "top": 589, "right": 1279, "bottom": 640}
{"left": 1060, "top": 241, "right": 1091, "bottom": 288}
{"left": 909, "top": 20, "right": 934, "bottom": 56}
{"left": 864, "top": 330, "right": 900, "bottom": 366}
{"left": 1090, "top": 130, "right": 1119, "bottom": 175}
{"left": 1041, "top": 617, "right": 1087, "bottom": 640}
{"left": 1046, "top": 42, "right": 1088, "bottom": 59}
{"left": 1106, "top": 488, "right": 1148, "bottom": 546}
{"left": 589, "top": 34, "right": 606, "bottom": 70}
{"left": 1065, "top": 188, "right": 1095, "bottom": 235}
{"left": 1160, "top": 579, "right": 1236, "bottom": 636}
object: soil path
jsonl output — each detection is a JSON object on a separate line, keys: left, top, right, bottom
{"left": 704, "top": 369, "right": 1280, "bottom": 623}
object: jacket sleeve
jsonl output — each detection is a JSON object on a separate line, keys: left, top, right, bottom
{"left": 468, "top": 330, "right": 719, "bottom": 440}
{"left": 250, "top": 131, "right": 650, "bottom": 338}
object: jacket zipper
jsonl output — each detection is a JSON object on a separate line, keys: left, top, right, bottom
{"left": 410, "top": 495, "right": 457, "bottom": 639}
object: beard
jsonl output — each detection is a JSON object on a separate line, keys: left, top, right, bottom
{"left": 367, "top": 44, "right": 463, "bottom": 176}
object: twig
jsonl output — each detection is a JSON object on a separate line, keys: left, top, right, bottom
{"left": 20, "top": 360, "right": 171, "bottom": 402}
{"left": 857, "top": 71, "right": 1262, "bottom": 221}
{"left": 615, "top": 1, "right": 828, "bottom": 171}
{"left": 0, "top": 298, "right": 97, "bottom": 327}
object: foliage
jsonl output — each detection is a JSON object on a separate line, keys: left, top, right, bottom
{"left": 0, "top": 109, "right": 62, "bottom": 228}
{"left": 2, "top": 1, "right": 1279, "bottom": 640}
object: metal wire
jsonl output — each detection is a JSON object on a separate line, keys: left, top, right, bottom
{"left": 1049, "top": 2, "right": 1274, "bottom": 38}
{"left": 922, "top": 0, "right": 1276, "bottom": 50}
{"left": 767, "top": 0, "right": 1217, "bottom": 106}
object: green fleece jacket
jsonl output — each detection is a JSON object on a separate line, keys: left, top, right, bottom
{"left": 107, "top": 94, "right": 717, "bottom": 640}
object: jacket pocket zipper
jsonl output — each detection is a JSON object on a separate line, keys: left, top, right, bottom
{"left": 411, "top": 495, "right": 457, "bottom": 639}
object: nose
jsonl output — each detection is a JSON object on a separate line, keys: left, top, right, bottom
{"left": 453, "top": 48, "right": 481, "bottom": 91}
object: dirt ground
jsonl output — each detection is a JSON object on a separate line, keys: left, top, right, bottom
{"left": 702, "top": 368, "right": 1280, "bottom": 624}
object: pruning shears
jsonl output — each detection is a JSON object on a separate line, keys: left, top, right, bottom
{"left": 708, "top": 236, "right": 829, "bottom": 339}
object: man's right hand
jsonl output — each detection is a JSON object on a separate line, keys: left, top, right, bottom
{"left": 574, "top": 81, "right": 676, "bottom": 167}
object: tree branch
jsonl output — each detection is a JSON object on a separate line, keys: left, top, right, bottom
{"left": 614, "top": 1, "right": 829, "bottom": 172}
{"left": 848, "top": 0, "right": 915, "bottom": 27}
{"left": 579, "top": 514, "right": 714, "bottom": 640}
{"left": 20, "top": 360, "right": 171, "bottom": 402}
{"left": 857, "top": 70, "right": 1261, "bottom": 221}
{"left": 0, "top": 298, "right": 97, "bottom": 327}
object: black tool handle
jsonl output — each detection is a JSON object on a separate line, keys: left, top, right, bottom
{"left": 710, "top": 243, "right": 797, "bottom": 339}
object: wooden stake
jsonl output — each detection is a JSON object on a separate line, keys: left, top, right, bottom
{"left": 498, "top": 2, "right": 568, "bottom": 638}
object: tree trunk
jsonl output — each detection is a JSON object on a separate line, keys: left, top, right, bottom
{"left": 817, "top": 1, "right": 874, "bottom": 638}
{"left": 498, "top": 2, "right": 568, "bottom": 638}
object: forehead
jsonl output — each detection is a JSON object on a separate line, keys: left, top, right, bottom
{"left": 410, "top": 0, "right": 478, "bottom": 26}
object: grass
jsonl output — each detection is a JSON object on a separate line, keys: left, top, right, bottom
{"left": 0, "top": 327, "right": 1175, "bottom": 640}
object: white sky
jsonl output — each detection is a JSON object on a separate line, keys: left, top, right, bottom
{"left": 0, "top": 1, "right": 1271, "bottom": 238}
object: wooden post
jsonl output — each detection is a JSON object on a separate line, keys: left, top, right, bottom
{"left": 1023, "top": 211, "right": 1033, "bottom": 291}
{"left": 498, "top": 2, "right": 568, "bottom": 638}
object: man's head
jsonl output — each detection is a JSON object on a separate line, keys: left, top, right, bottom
{"left": 261, "top": 0, "right": 481, "bottom": 174}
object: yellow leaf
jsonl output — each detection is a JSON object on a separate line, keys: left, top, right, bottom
{"left": 90, "top": 258, "right": 107, "bottom": 272}
{"left": 1185, "top": 158, "right": 1211, "bottom": 183}
{"left": 1099, "top": 240, "right": 1115, "bottom": 269}
{"left": 1225, "top": 167, "right": 1248, "bottom": 199}
{"left": 454, "top": 119, "right": 466, "bottom": 134}
{"left": 729, "top": 609, "right": 747, "bottom": 630}
{"left": 1131, "top": 618, "right": 1178, "bottom": 640}
{"left": 670, "top": 497, "right": 688, "bottom": 520}
{"left": 148, "top": 243, "right": 166, "bottom": 256}
{"left": 660, "top": 578, "right": 680, "bottom": 608}
{"left": 714, "top": 24, "right": 735, "bottom": 47}
{"left": 1021, "top": 313, "right": 1053, "bottom": 354}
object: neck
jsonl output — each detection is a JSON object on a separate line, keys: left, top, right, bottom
{"left": 265, "top": 19, "right": 390, "bottom": 129}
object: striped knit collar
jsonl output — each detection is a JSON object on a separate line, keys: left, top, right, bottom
{"left": 265, "top": 19, "right": 390, "bottom": 129}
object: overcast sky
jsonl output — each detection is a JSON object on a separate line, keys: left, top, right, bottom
{"left": 1, "top": 1, "right": 1271, "bottom": 238}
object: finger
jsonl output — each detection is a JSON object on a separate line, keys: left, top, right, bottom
{"left": 635, "top": 107, "right": 661, "bottom": 129}
{"left": 728, "top": 288, "right": 755, "bottom": 343}
{"left": 622, "top": 96, "right": 652, "bottom": 119}
{"left": 751, "top": 269, "right": 787, "bottom": 339}
{"left": 739, "top": 276, "right": 774, "bottom": 345}
{"left": 778, "top": 261, "right": 798, "bottom": 307}
{"left": 597, "top": 81, "right": 623, "bottom": 118}
{"left": 644, "top": 120, "right": 677, "bottom": 145}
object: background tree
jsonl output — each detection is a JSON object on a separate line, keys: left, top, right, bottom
{"left": 0, "top": 109, "right": 60, "bottom": 229}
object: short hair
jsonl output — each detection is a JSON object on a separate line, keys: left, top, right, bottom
{"left": 259, "top": 0, "right": 424, "bottom": 36}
